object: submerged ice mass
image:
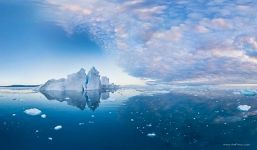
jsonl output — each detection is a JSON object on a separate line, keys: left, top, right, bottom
{"left": 39, "top": 67, "right": 117, "bottom": 92}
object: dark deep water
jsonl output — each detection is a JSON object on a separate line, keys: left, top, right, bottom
{"left": 0, "top": 87, "right": 257, "bottom": 150}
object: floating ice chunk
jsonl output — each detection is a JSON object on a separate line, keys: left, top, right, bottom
{"left": 240, "top": 90, "right": 257, "bottom": 96}
{"left": 147, "top": 133, "right": 156, "bottom": 137}
{"left": 12, "top": 114, "right": 16, "bottom": 116}
{"left": 238, "top": 105, "right": 251, "bottom": 111}
{"left": 24, "top": 108, "right": 42, "bottom": 116}
{"left": 130, "top": 119, "right": 134, "bottom": 122}
{"left": 65, "top": 97, "right": 70, "bottom": 100}
{"left": 91, "top": 115, "right": 95, "bottom": 118}
{"left": 35, "top": 130, "right": 39, "bottom": 133}
{"left": 48, "top": 137, "right": 53, "bottom": 141}
{"left": 54, "top": 125, "right": 62, "bottom": 130}
{"left": 41, "top": 114, "right": 47, "bottom": 118}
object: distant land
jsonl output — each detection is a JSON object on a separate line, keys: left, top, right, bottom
{"left": 0, "top": 85, "right": 40, "bottom": 87}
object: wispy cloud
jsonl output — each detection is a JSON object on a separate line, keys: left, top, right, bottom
{"left": 42, "top": 0, "right": 257, "bottom": 84}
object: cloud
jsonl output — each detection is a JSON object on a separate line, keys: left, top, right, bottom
{"left": 42, "top": 0, "right": 257, "bottom": 84}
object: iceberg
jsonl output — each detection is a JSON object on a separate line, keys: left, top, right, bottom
{"left": 101, "top": 76, "right": 109, "bottom": 89}
{"left": 39, "top": 67, "right": 117, "bottom": 92}
{"left": 40, "top": 68, "right": 87, "bottom": 91}
{"left": 86, "top": 67, "right": 101, "bottom": 90}
{"left": 64, "top": 68, "right": 87, "bottom": 91}
{"left": 24, "top": 108, "right": 42, "bottom": 116}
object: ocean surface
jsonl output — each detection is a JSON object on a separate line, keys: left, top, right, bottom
{"left": 0, "top": 86, "right": 257, "bottom": 150}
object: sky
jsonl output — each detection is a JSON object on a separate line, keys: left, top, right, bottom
{"left": 0, "top": 0, "right": 257, "bottom": 85}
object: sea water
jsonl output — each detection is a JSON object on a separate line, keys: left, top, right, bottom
{"left": 0, "top": 87, "right": 257, "bottom": 150}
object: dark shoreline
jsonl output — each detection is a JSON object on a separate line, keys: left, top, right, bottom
{"left": 0, "top": 85, "right": 40, "bottom": 87}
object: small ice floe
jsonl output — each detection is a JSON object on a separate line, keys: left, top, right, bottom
{"left": 54, "top": 125, "right": 62, "bottom": 130}
{"left": 147, "top": 133, "right": 156, "bottom": 137}
{"left": 78, "top": 123, "right": 85, "bottom": 126}
{"left": 238, "top": 105, "right": 251, "bottom": 111}
{"left": 35, "top": 130, "right": 39, "bottom": 133}
{"left": 24, "top": 108, "right": 42, "bottom": 116}
{"left": 48, "top": 137, "right": 53, "bottom": 141}
{"left": 12, "top": 114, "right": 16, "bottom": 116}
{"left": 130, "top": 119, "right": 134, "bottom": 122}
{"left": 240, "top": 90, "right": 257, "bottom": 96}
{"left": 91, "top": 115, "right": 95, "bottom": 118}
{"left": 41, "top": 114, "right": 47, "bottom": 119}
{"left": 65, "top": 97, "right": 70, "bottom": 100}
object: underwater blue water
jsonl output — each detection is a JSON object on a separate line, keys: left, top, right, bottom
{"left": 0, "top": 87, "right": 257, "bottom": 150}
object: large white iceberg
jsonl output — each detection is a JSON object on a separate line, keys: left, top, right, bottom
{"left": 39, "top": 67, "right": 116, "bottom": 92}
{"left": 40, "top": 68, "right": 87, "bottom": 91}
{"left": 86, "top": 67, "right": 101, "bottom": 90}
{"left": 65, "top": 68, "right": 87, "bottom": 91}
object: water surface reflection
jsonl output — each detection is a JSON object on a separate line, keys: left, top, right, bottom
{"left": 40, "top": 90, "right": 114, "bottom": 111}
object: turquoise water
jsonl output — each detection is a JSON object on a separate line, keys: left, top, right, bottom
{"left": 0, "top": 87, "right": 257, "bottom": 150}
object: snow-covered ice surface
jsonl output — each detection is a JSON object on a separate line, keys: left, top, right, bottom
{"left": 86, "top": 67, "right": 101, "bottom": 90}
{"left": 39, "top": 68, "right": 87, "bottom": 91}
{"left": 2, "top": 86, "right": 257, "bottom": 150}
{"left": 39, "top": 67, "right": 117, "bottom": 92}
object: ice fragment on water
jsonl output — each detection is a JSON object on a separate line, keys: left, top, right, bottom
{"left": 238, "top": 105, "right": 251, "bottom": 111}
{"left": 48, "top": 137, "right": 53, "bottom": 141}
{"left": 24, "top": 108, "right": 42, "bottom": 116}
{"left": 54, "top": 125, "right": 62, "bottom": 130}
{"left": 41, "top": 114, "right": 47, "bottom": 118}
{"left": 147, "top": 133, "right": 156, "bottom": 137}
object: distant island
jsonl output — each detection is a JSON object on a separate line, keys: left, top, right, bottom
{"left": 0, "top": 85, "right": 40, "bottom": 87}
{"left": 39, "top": 67, "right": 118, "bottom": 92}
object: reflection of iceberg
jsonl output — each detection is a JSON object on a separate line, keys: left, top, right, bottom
{"left": 101, "top": 92, "right": 110, "bottom": 100}
{"left": 85, "top": 91, "right": 101, "bottom": 111}
{"left": 40, "top": 90, "right": 114, "bottom": 110}
{"left": 41, "top": 90, "right": 87, "bottom": 110}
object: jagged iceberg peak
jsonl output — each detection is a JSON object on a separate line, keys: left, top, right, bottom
{"left": 40, "top": 68, "right": 87, "bottom": 91}
{"left": 39, "top": 67, "right": 117, "bottom": 92}
{"left": 65, "top": 68, "right": 87, "bottom": 91}
{"left": 88, "top": 67, "right": 99, "bottom": 75}
{"left": 86, "top": 67, "right": 101, "bottom": 90}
